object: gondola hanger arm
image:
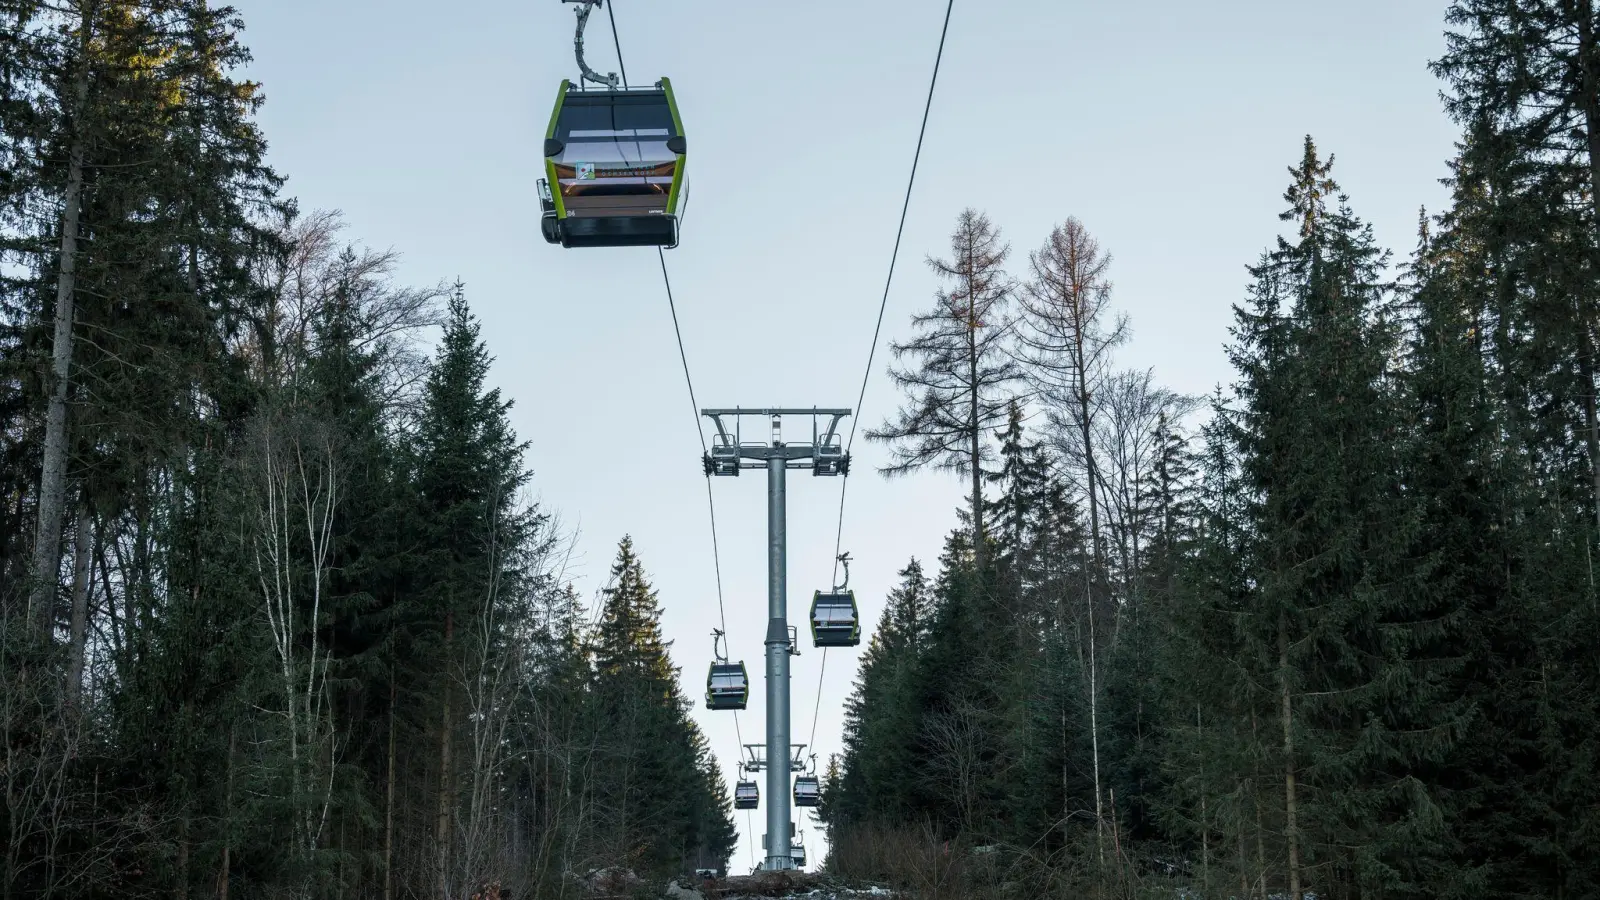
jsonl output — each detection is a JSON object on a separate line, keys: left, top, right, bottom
{"left": 562, "top": 0, "right": 619, "bottom": 89}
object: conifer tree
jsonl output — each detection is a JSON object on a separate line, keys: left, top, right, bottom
{"left": 868, "top": 209, "right": 1022, "bottom": 559}
{"left": 1433, "top": 20, "right": 1600, "bottom": 889}
{"left": 1435, "top": 0, "right": 1600, "bottom": 531}
{"left": 589, "top": 536, "right": 734, "bottom": 877}
{"left": 905, "top": 528, "right": 1008, "bottom": 836}
{"left": 1394, "top": 205, "right": 1539, "bottom": 898}
{"left": 1218, "top": 138, "right": 1453, "bottom": 898}
{"left": 831, "top": 559, "right": 931, "bottom": 831}
{"left": 409, "top": 287, "right": 537, "bottom": 895}
{"left": 1409, "top": 130, "right": 1600, "bottom": 894}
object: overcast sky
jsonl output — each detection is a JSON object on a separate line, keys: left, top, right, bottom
{"left": 230, "top": 0, "right": 1461, "bottom": 870}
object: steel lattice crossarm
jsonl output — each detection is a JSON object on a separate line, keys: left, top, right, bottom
{"left": 701, "top": 408, "right": 852, "bottom": 476}
{"left": 740, "top": 744, "right": 809, "bottom": 774}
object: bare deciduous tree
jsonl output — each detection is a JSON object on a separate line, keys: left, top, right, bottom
{"left": 245, "top": 209, "right": 445, "bottom": 409}
{"left": 1094, "top": 368, "right": 1198, "bottom": 629}
{"left": 246, "top": 410, "right": 341, "bottom": 892}
{"left": 920, "top": 699, "right": 986, "bottom": 837}
{"left": 451, "top": 490, "right": 531, "bottom": 896}
{"left": 1014, "top": 217, "right": 1126, "bottom": 871}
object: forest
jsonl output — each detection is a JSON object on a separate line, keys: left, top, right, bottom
{"left": 0, "top": 2, "right": 734, "bottom": 898}
{"left": 3, "top": 1, "right": 1600, "bottom": 899}
{"left": 822, "top": 4, "right": 1600, "bottom": 899}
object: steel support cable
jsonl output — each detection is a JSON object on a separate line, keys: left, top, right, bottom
{"left": 811, "top": 0, "right": 959, "bottom": 762}
{"left": 745, "top": 810, "right": 756, "bottom": 870}
{"left": 808, "top": 649, "right": 827, "bottom": 750}
{"left": 605, "top": 0, "right": 629, "bottom": 87}
{"left": 660, "top": 178, "right": 751, "bottom": 846}
{"left": 830, "top": 0, "right": 957, "bottom": 585}
{"left": 843, "top": 0, "right": 958, "bottom": 455}
{"left": 603, "top": 4, "right": 748, "bottom": 867}
{"left": 658, "top": 251, "right": 743, "bottom": 747}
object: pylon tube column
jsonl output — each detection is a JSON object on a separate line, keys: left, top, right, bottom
{"left": 699, "top": 409, "right": 851, "bottom": 871}
{"left": 764, "top": 450, "right": 792, "bottom": 870}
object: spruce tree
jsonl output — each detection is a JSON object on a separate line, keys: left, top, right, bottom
{"left": 905, "top": 527, "right": 1008, "bottom": 836}
{"left": 408, "top": 287, "right": 538, "bottom": 894}
{"left": 1435, "top": 0, "right": 1600, "bottom": 531}
{"left": 1219, "top": 138, "right": 1454, "bottom": 898}
{"left": 589, "top": 536, "right": 733, "bottom": 877}
{"left": 831, "top": 558, "right": 931, "bottom": 831}
{"left": 1434, "top": 16, "right": 1600, "bottom": 890}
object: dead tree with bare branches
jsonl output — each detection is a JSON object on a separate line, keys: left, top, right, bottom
{"left": 869, "top": 209, "right": 1024, "bottom": 561}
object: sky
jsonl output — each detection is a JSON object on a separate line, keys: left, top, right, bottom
{"left": 230, "top": 0, "right": 1462, "bottom": 872}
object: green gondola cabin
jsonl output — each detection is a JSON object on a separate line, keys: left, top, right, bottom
{"left": 540, "top": 78, "right": 686, "bottom": 248}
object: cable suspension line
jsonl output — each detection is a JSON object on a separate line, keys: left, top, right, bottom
{"left": 587, "top": 0, "right": 747, "bottom": 814}
{"left": 605, "top": 0, "right": 629, "bottom": 87}
{"left": 809, "top": 0, "right": 959, "bottom": 771}
{"left": 600, "top": 3, "right": 962, "bottom": 857}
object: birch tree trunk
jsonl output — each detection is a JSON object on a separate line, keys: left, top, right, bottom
{"left": 438, "top": 611, "right": 454, "bottom": 898}
{"left": 31, "top": 5, "right": 97, "bottom": 635}
{"left": 1279, "top": 612, "right": 1302, "bottom": 900}
{"left": 66, "top": 503, "right": 93, "bottom": 701}
{"left": 1077, "top": 367, "right": 1106, "bottom": 872}
{"left": 385, "top": 678, "right": 396, "bottom": 900}
{"left": 253, "top": 419, "right": 340, "bottom": 886}
{"left": 1576, "top": 0, "right": 1600, "bottom": 533}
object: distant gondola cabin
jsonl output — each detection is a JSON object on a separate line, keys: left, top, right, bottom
{"left": 734, "top": 781, "right": 759, "bottom": 810}
{"left": 810, "top": 591, "right": 861, "bottom": 648}
{"left": 793, "top": 775, "right": 821, "bottom": 808}
{"left": 705, "top": 662, "right": 749, "bottom": 711}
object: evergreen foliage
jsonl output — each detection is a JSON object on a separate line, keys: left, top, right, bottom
{"left": 0, "top": 29, "right": 737, "bottom": 885}
{"left": 4, "top": 2, "right": 1600, "bottom": 898}
{"left": 830, "top": 95, "right": 1600, "bottom": 900}
{"left": 589, "top": 536, "right": 736, "bottom": 875}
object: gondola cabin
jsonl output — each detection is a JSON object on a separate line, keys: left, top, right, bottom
{"left": 793, "top": 775, "right": 821, "bottom": 808}
{"left": 810, "top": 591, "right": 861, "bottom": 648}
{"left": 791, "top": 840, "right": 807, "bottom": 868}
{"left": 734, "top": 781, "right": 759, "bottom": 810}
{"left": 705, "top": 662, "right": 749, "bottom": 711}
{"left": 540, "top": 78, "right": 686, "bottom": 248}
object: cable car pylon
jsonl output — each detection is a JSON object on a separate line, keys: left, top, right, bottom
{"left": 704, "top": 408, "right": 850, "bottom": 871}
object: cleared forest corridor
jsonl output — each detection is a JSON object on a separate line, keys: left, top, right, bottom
{"left": 2, "top": 1, "right": 1598, "bottom": 899}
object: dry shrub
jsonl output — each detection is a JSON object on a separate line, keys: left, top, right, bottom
{"left": 826, "top": 822, "right": 972, "bottom": 900}
{"left": 830, "top": 821, "right": 1181, "bottom": 900}
{"left": 702, "top": 870, "right": 828, "bottom": 898}
{"left": 999, "top": 827, "right": 1187, "bottom": 900}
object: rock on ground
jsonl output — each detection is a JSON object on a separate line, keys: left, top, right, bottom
{"left": 679, "top": 871, "right": 898, "bottom": 899}
{"left": 664, "top": 880, "right": 705, "bottom": 900}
